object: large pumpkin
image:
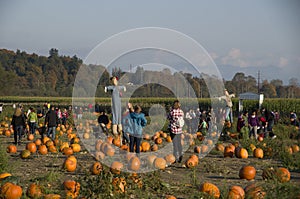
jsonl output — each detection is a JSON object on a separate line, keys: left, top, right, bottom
{"left": 199, "top": 182, "right": 220, "bottom": 198}
{"left": 239, "top": 165, "right": 256, "bottom": 180}
{"left": 0, "top": 182, "right": 23, "bottom": 199}
{"left": 7, "top": 145, "right": 17, "bottom": 153}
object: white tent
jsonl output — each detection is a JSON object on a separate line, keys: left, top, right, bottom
{"left": 238, "top": 92, "right": 264, "bottom": 112}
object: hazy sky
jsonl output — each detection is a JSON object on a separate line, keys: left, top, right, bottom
{"left": 0, "top": 0, "right": 299, "bottom": 84}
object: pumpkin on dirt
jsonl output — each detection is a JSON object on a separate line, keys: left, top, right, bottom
{"left": 224, "top": 144, "right": 235, "bottom": 158}
{"left": 21, "top": 149, "right": 31, "bottom": 159}
{"left": 90, "top": 162, "right": 103, "bottom": 175}
{"left": 6, "top": 145, "right": 17, "bottom": 153}
{"left": 38, "top": 145, "right": 48, "bottom": 155}
{"left": 262, "top": 167, "right": 290, "bottom": 183}
{"left": 199, "top": 182, "right": 220, "bottom": 198}
{"left": 153, "top": 157, "right": 167, "bottom": 170}
{"left": 235, "top": 147, "right": 248, "bottom": 159}
{"left": 26, "top": 183, "right": 43, "bottom": 198}
{"left": 0, "top": 172, "right": 12, "bottom": 180}
{"left": 244, "top": 183, "right": 266, "bottom": 199}
{"left": 253, "top": 148, "right": 264, "bottom": 159}
{"left": 27, "top": 133, "right": 34, "bottom": 141}
{"left": 0, "top": 182, "right": 23, "bottom": 199}
{"left": 64, "top": 156, "right": 77, "bottom": 172}
{"left": 141, "top": 141, "right": 151, "bottom": 152}
{"left": 112, "top": 177, "right": 126, "bottom": 193}
{"left": 70, "top": 143, "right": 81, "bottom": 153}
{"left": 110, "top": 161, "right": 124, "bottom": 174}
{"left": 164, "top": 154, "right": 176, "bottom": 165}
{"left": 63, "top": 180, "right": 80, "bottom": 199}
{"left": 26, "top": 142, "right": 37, "bottom": 153}
{"left": 128, "top": 156, "right": 141, "bottom": 171}
{"left": 146, "top": 154, "right": 157, "bottom": 167}
{"left": 43, "top": 193, "right": 61, "bottom": 199}
{"left": 228, "top": 185, "right": 245, "bottom": 199}
{"left": 185, "top": 155, "right": 199, "bottom": 168}
{"left": 239, "top": 165, "right": 256, "bottom": 181}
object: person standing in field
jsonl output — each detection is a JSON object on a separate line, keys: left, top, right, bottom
{"left": 129, "top": 104, "right": 147, "bottom": 155}
{"left": 27, "top": 107, "right": 38, "bottom": 135}
{"left": 105, "top": 76, "right": 126, "bottom": 140}
{"left": 168, "top": 100, "right": 184, "bottom": 163}
{"left": 248, "top": 110, "right": 259, "bottom": 140}
{"left": 11, "top": 108, "right": 26, "bottom": 145}
{"left": 45, "top": 106, "right": 58, "bottom": 140}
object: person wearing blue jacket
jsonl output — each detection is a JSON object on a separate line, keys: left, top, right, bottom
{"left": 129, "top": 105, "right": 147, "bottom": 155}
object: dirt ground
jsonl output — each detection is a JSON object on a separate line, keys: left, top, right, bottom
{"left": 1, "top": 134, "right": 300, "bottom": 198}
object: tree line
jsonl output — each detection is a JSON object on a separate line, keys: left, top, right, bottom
{"left": 0, "top": 48, "right": 299, "bottom": 98}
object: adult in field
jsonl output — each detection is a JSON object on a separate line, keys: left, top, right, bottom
{"left": 105, "top": 76, "right": 126, "bottom": 139}
{"left": 168, "top": 100, "right": 184, "bottom": 163}
{"left": 27, "top": 107, "right": 38, "bottom": 135}
{"left": 11, "top": 108, "right": 26, "bottom": 145}
{"left": 45, "top": 106, "right": 58, "bottom": 140}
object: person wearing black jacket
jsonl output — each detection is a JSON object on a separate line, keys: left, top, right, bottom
{"left": 45, "top": 106, "right": 58, "bottom": 140}
{"left": 11, "top": 108, "right": 26, "bottom": 145}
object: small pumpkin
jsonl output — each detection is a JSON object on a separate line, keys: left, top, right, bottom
{"left": 110, "top": 161, "right": 124, "bottom": 174}
{"left": 146, "top": 154, "right": 157, "bottom": 167}
{"left": 63, "top": 180, "right": 80, "bottom": 198}
{"left": 224, "top": 145, "right": 235, "bottom": 158}
{"left": 236, "top": 147, "right": 248, "bottom": 159}
{"left": 21, "top": 149, "right": 31, "bottom": 159}
{"left": 244, "top": 183, "right": 266, "bottom": 199}
{"left": 63, "top": 147, "right": 74, "bottom": 156}
{"left": 27, "top": 133, "right": 34, "bottom": 141}
{"left": 164, "top": 154, "right": 176, "bottom": 165}
{"left": 151, "top": 144, "right": 158, "bottom": 151}
{"left": 199, "top": 182, "right": 220, "bottom": 198}
{"left": 239, "top": 165, "right": 256, "bottom": 181}
{"left": 26, "top": 183, "right": 43, "bottom": 198}
{"left": 43, "top": 194, "right": 61, "bottom": 199}
{"left": 90, "top": 162, "right": 103, "bottom": 175}
{"left": 253, "top": 148, "right": 264, "bottom": 159}
{"left": 141, "top": 141, "right": 151, "bottom": 152}
{"left": 228, "top": 185, "right": 245, "bottom": 199}
{"left": 64, "top": 156, "right": 77, "bottom": 172}
{"left": 155, "top": 137, "right": 163, "bottom": 145}
{"left": 34, "top": 138, "right": 42, "bottom": 146}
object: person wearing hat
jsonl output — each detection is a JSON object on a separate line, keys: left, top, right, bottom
{"left": 105, "top": 76, "right": 126, "bottom": 142}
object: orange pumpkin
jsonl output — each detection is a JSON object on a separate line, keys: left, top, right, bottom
{"left": 113, "top": 137, "right": 121, "bottom": 147}
{"left": 34, "top": 138, "right": 42, "bottom": 146}
{"left": 90, "top": 162, "right": 103, "bottom": 175}
{"left": 4, "top": 130, "right": 11, "bottom": 137}
{"left": 129, "top": 156, "right": 141, "bottom": 171}
{"left": 43, "top": 194, "right": 61, "bottom": 199}
{"left": 244, "top": 183, "right": 266, "bottom": 199}
{"left": 48, "top": 145, "right": 57, "bottom": 153}
{"left": 215, "top": 143, "right": 225, "bottom": 152}
{"left": 64, "top": 157, "right": 77, "bottom": 172}
{"left": 104, "top": 145, "right": 115, "bottom": 157}
{"left": 112, "top": 177, "right": 126, "bottom": 193}
{"left": 63, "top": 147, "right": 74, "bottom": 156}
{"left": 292, "top": 144, "right": 300, "bottom": 153}
{"left": 63, "top": 180, "right": 80, "bottom": 198}
{"left": 7, "top": 145, "right": 17, "bottom": 153}
{"left": 26, "top": 183, "right": 43, "bottom": 198}
{"left": 26, "top": 142, "right": 37, "bottom": 153}
{"left": 71, "top": 144, "right": 81, "bottom": 153}
{"left": 164, "top": 154, "right": 176, "bottom": 165}
{"left": 166, "top": 135, "right": 172, "bottom": 143}
{"left": 0, "top": 182, "right": 23, "bottom": 199}
{"left": 201, "top": 145, "right": 209, "bottom": 154}
{"left": 194, "top": 146, "right": 201, "bottom": 154}
{"left": 199, "top": 182, "right": 220, "bottom": 198}
{"left": 141, "top": 141, "right": 151, "bottom": 152}
{"left": 235, "top": 147, "right": 248, "bottom": 159}
{"left": 146, "top": 154, "right": 157, "bottom": 167}
{"left": 228, "top": 185, "right": 245, "bottom": 199}
{"left": 151, "top": 144, "right": 158, "bottom": 151}
{"left": 38, "top": 145, "right": 48, "bottom": 155}
{"left": 224, "top": 145, "right": 235, "bottom": 158}
{"left": 27, "top": 133, "right": 34, "bottom": 141}
{"left": 94, "top": 151, "right": 105, "bottom": 161}
{"left": 253, "top": 148, "right": 264, "bottom": 159}
{"left": 276, "top": 167, "right": 290, "bottom": 182}
{"left": 153, "top": 157, "right": 166, "bottom": 170}
{"left": 110, "top": 161, "right": 124, "bottom": 174}
{"left": 155, "top": 137, "right": 163, "bottom": 145}
{"left": 239, "top": 165, "right": 256, "bottom": 180}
